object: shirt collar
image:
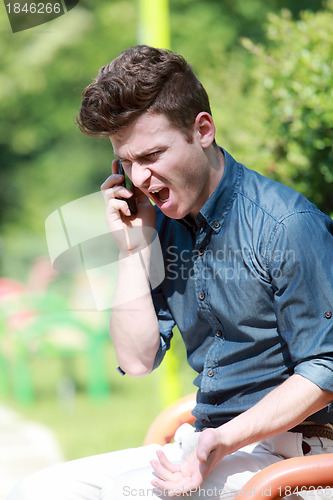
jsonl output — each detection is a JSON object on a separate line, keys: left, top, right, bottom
{"left": 196, "top": 148, "right": 242, "bottom": 232}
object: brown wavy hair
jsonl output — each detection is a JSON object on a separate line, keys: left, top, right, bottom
{"left": 76, "top": 45, "right": 213, "bottom": 141}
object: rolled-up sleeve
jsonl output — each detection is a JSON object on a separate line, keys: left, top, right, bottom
{"left": 268, "top": 210, "right": 333, "bottom": 392}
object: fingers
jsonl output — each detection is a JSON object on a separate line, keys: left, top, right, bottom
{"left": 151, "top": 452, "right": 180, "bottom": 482}
{"left": 103, "top": 185, "right": 133, "bottom": 200}
{"left": 151, "top": 479, "right": 180, "bottom": 497}
{"left": 150, "top": 451, "right": 190, "bottom": 497}
{"left": 151, "top": 476, "right": 197, "bottom": 497}
{"left": 150, "top": 450, "right": 205, "bottom": 497}
{"left": 107, "top": 198, "right": 132, "bottom": 218}
{"left": 101, "top": 160, "right": 146, "bottom": 206}
{"left": 100, "top": 162, "right": 134, "bottom": 220}
{"left": 102, "top": 185, "right": 132, "bottom": 216}
{"left": 100, "top": 174, "right": 124, "bottom": 192}
{"left": 156, "top": 450, "right": 180, "bottom": 473}
{"left": 111, "top": 158, "right": 120, "bottom": 174}
{"left": 100, "top": 159, "right": 125, "bottom": 191}
{"left": 150, "top": 451, "right": 180, "bottom": 494}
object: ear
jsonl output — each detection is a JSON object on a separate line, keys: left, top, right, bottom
{"left": 193, "top": 112, "right": 215, "bottom": 148}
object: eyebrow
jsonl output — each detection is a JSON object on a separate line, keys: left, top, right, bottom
{"left": 115, "top": 147, "right": 167, "bottom": 162}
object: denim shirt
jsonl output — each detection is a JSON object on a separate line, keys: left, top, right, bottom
{"left": 152, "top": 148, "right": 333, "bottom": 430}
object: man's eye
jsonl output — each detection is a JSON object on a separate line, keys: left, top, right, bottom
{"left": 146, "top": 152, "right": 159, "bottom": 161}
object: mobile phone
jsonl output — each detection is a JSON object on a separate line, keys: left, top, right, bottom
{"left": 117, "top": 160, "right": 137, "bottom": 215}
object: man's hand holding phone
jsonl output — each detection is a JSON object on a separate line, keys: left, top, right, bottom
{"left": 100, "top": 159, "right": 156, "bottom": 254}
{"left": 117, "top": 160, "right": 137, "bottom": 215}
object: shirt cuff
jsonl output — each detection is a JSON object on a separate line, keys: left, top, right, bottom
{"left": 152, "top": 336, "right": 169, "bottom": 370}
{"left": 294, "top": 359, "right": 333, "bottom": 393}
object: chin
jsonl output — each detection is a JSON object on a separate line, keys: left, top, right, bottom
{"left": 166, "top": 207, "right": 192, "bottom": 220}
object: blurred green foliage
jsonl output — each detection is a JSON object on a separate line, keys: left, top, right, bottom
{"left": 0, "top": 1, "right": 138, "bottom": 279}
{"left": 0, "top": 0, "right": 330, "bottom": 281}
{"left": 243, "top": 5, "right": 333, "bottom": 215}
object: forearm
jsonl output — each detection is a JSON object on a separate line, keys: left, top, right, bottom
{"left": 212, "top": 374, "right": 333, "bottom": 458}
{"left": 110, "top": 246, "right": 161, "bottom": 377}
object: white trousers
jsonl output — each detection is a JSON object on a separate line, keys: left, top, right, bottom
{"left": 7, "top": 424, "right": 333, "bottom": 500}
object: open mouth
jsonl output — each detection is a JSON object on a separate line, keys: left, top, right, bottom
{"left": 149, "top": 187, "right": 170, "bottom": 204}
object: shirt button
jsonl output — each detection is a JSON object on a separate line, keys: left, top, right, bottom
{"left": 325, "top": 311, "right": 332, "bottom": 319}
{"left": 213, "top": 221, "right": 220, "bottom": 229}
{"left": 199, "top": 292, "right": 205, "bottom": 301}
{"left": 207, "top": 369, "right": 214, "bottom": 377}
{"left": 216, "top": 330, "right": 223, "bottom": 338}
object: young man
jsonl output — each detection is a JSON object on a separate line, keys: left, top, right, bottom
{"left": 9, "top": 45, "right": 333, "bottom": 500}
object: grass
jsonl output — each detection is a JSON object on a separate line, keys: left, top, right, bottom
{"left": 2, "top": 341, "right": 196, "bottom": 460}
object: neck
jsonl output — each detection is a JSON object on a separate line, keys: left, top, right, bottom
{"left": 188, "top": 145, "right": 225, "bottom": 219}
{"left": 208, "top": 144, "right": 225, "bottom": 195}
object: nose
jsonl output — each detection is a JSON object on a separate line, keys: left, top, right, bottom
{"left": 131, "top": 162, "right": 151, "bottom": 188}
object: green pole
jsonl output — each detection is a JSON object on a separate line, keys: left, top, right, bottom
{"left": 137, "top": 0, "right": 182, "bottom": 408}
{"left": 138, "top": 0, "right": 171, "bottom": 49}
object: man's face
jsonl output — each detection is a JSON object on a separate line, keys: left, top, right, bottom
{"left": 110, "top": 112, "right": 218, "bottom": 219}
